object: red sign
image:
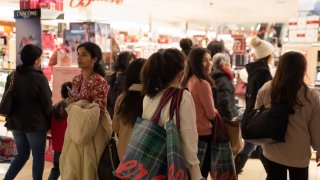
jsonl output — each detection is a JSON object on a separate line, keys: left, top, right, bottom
{"left": 69, "top": 0, "right": 123, "bottom": 8}
{"left": 70, "top": 0, "right": 92, "bottom": 8}
{"left": 306, "top": 20, "right": 320, "bottom": 24}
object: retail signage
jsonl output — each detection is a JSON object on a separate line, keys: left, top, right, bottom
{"left": 14, "top": 9, "right": 41, "bottom": 19}
{"left": 69, "top": 0, "right": 123, "bottom": 8}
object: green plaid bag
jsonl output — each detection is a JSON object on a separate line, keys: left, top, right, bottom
{"left": 197, "top": 141, "right": 208, "bottom": 167}
{"left": 210, "top": 141, "right": 236, "bottom": 180}
{"left": 210, "top": 112, "right": 237, "bottom": 180}
{"left": 166, "top": 88, "right": 189, "bottom": 180}
{"left": 115, "top": 88, "right": 189, "bottom": 179}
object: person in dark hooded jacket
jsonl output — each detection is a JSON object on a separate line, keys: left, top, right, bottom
{"left": 211, "top": 53, "right": 237, "bottom": 121}
{"left": 107, "top": 51, "right": 136, "bottom": 118}
{"left": 48, "top": 81, "right": 72, "bottom": 180}
{"left": 235, "top": 37, "right": 274, "bottom": 174}
{"left": 4, "top": 44, "right": 52, "bottom": 180}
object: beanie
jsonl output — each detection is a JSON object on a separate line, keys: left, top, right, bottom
{"left": 250, "top": 37, "right": 274, "bottom": 60}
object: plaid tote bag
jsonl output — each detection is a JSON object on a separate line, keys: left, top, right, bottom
{"left": 115, "top": 88, "right": 179, "bottom": 179}
{"left": 166, "top": 88, "right": 189, "bottom": 180}
{"left": 0, "top": 135, "right": 16, "bottom": 163}
{"left": 210, "top": 112, "right": 237, "bottom": 180}
{"left": 197, "top": 141, "right": 208, "bottom": 168}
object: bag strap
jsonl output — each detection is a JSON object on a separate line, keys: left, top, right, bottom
{"left": 213, "top": 112, "right": 228, "bottom": 144}
{"left": 150, "top": 87, "right": 178, "bottom": 123}
{"left": 169, "top": 88, "right": 184, "bottom": 129}
{"left": 7, "top": 71, "right": 15, "bottom": 91}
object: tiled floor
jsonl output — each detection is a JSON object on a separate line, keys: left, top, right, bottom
{"left": 0, "top": 158, "right": 319, "bottom": 179}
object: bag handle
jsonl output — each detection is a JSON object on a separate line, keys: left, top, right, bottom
{"left": 169, "top": 88, "right": 184, "bottom": 129}
{"left": 213, "top": 112, "right": 228, "bottom": 144}
{"left": 6, "top": 71, "right": 15, "bottom": 92}
{"left": 150, "top": 87, "right": 178, "bottom": 123}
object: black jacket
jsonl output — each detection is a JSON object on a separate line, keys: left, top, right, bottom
{"left": 212, "top": 69, "right": 238, "bottom": 121}
{"left": 107, "top": 71, "right": 125, "bottom": 118}
{"left": 245, "top": 60, "right": 272, "bottom": 110}
{"left": 5, "top": 65, "right": 52, "bottom": 131}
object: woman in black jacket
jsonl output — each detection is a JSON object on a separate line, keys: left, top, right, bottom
{"left": 4, "top": 44, "right": 52, "bottom": 180}
{"left": 235, "top": 37, "right": 274, "bottom": 174}
{"left": 107, "top": 51, "right": 136, "bottom": 118}
{"left": 211, "top": 53, "right": 237, "bottom": 122}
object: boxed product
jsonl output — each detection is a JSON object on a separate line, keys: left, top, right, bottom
{"left": 306, "top": 15, "right": 320, "bottom": 29}
{"left": 296, "top": 30, "right": 306, "bottom": 43}
{"left": 305, "top": 29, "right": 318, "bottom": 42}
{"left": 55, "top": 0, "right": 63, "bottom": 11}
{"left": 20, "top": 0, "right": 40, "bottom": 10}
{"left": 288, "top": 18, "right": 298, "bottom": 30}
{"left": 39, "top": 0, "right": 56, "bottom": 10}
{"left": 297, "top": 17, "right": 307, "bottom": 30}
{"left": 289, "top": 30, "right": 297, "bottom": 42}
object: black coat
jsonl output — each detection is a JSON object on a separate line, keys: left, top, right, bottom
{"left": 245, "top": 60, "right": 272, "bottom": 110}
{"left": 107, "top": 71, "right": 125, "bottom": 118}
{"left": 212, "top": 69, "right": 238, "bottom": 121}
{"left": 5, "top": 65, "right": 52, "bottom": 132}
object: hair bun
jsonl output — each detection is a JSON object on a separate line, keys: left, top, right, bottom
{"left": 250, "top": 37, "right": 261, "bottom": 47}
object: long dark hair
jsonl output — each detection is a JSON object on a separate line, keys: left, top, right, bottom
{"left": 141, "top": 48, "right": 185, "bottom": 97}
{"left": 183, "top": 47, "right": 214, "bottom": 87}
{"left": 117, "top": 58, "right": 146, "bottom": 126}
{"left": 271, "top": 51, "right": 309, "bottom": 108}
{"left": 77, "top": 42, "right": 106, "bottom": 77}
{"left": 114, "top": 51, "right": 136, "bottom": 72}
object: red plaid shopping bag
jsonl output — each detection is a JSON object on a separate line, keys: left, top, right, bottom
{"left": 115, "top": 88, "right": 177, "bottom": 179}
{"left": 0, "top": 135, "right": 16, "bottom": 163}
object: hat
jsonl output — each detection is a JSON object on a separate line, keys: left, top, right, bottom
{"left": 250, "top": 37, "right": 274, "bottom": 60}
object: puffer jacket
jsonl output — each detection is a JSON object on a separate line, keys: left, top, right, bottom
{"left": 60, "top": 100, "right": 112, "bottom": 180}
{"left": 212, "top": 69, "right": 238, "bottom": 121}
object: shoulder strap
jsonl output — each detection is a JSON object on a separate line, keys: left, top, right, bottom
{"left": 169, "top": 88, "right": 185, "bottom": 129}
{"left": 8, "top": 71, "right": 15, "bottom": 91}
{"left": 150, "top": 87, "right": 178, "bottom": 123}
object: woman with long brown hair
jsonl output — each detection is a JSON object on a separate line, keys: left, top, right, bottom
{"left": 255, "top": 51, "right": 320, "bottom": 180}
{"left": 183, "top": 47, "right": 217, "bottom": 178}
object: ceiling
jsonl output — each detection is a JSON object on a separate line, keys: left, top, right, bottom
{"left": 0, "top": 0, "right": 299, "bottom": 28}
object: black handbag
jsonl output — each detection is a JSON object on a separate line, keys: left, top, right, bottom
{"left": 98, "top": 132, "right": 120, "bottom": 180}
{"left": 0, "top": 71, "right": 15, "bottom": 117}
{"left": 241, "top": 104, "right": 293, "bottom": 145}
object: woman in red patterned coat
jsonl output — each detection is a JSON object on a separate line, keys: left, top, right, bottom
{"left": 60, "top": 42, "right": 111, "bottom": 180}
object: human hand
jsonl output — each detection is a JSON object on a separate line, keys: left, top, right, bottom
{"left": 66, "top": 97, "right": 75, "bottom": 106}
{"left": 316, "top": 153, "right": 320, "bottom": 167}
